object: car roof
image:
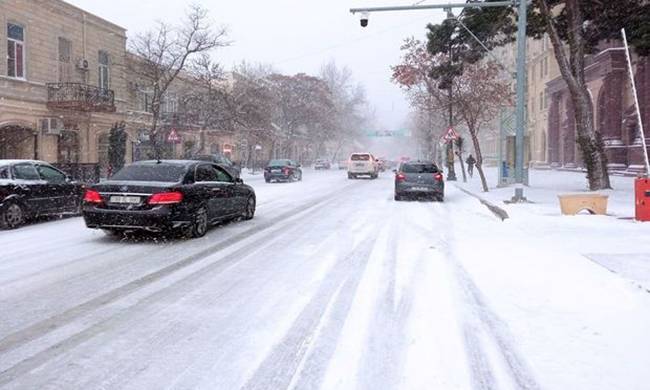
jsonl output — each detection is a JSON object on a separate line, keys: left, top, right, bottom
{"left": 131, "top": 160, "right": 200, "bottom": 167}
{"left": 0, "top": 159, "right": 50, "bottom": 167}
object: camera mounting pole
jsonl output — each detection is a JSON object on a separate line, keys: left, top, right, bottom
{"left": 351, "top": 0, "right": 529, "bottom": 202}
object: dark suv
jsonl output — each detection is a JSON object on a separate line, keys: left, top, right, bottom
{"left": 394, "top": 161, "right": 444, "bottom": 201}
{"left": 0, "top": 160, "right": 83, "bottom": 229}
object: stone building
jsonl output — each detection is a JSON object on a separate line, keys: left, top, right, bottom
{"left": 546, "top": 42, "right": 650, "bottom": 173}
{"left": 0, "top": 0, "right": 129, "bottom": 168}
{"left": 0, "top": 0, "right": 239, "bottom": 178}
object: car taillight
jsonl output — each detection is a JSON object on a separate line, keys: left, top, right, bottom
{"left": 148, "top": 192, "right": 183, "bottom": 205}
{"left": 83, "top": 189, "right": 103, "bottom": 203}
{"left": 396, "top": 173, "right": 406, "bottom": 182}
{"left": 282, "top": 167, "right": 290, "bottom": 174}
{"left": 435, "top": 173, "right": 444, "bottom": 181}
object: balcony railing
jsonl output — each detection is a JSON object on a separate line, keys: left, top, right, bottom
{"left": 159, "top": 111, "right": 200, "bottom": 128}
{"left": 46, "top": 83, "right": 116, "bottom": 113}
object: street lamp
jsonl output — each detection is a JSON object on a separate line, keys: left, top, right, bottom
{"left": 350, "top": 0, "right": 528, "bottom": 202}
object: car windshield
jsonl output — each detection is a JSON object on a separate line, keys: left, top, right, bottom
{"left": 401, "top": 163, "right": 439, "bottom": 173}
{"left": 268, "top": 159, "right": 290, "bottom": 166}
{"left": 110, "top": 164, "right": 187, "bottom": 182}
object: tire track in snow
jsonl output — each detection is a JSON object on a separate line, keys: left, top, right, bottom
{"left": 241, "top": 227, "right": 382, "bottom": 390}
{"left": 432, "top": 189, "right": 541, "bottom": 390}
{"left": 0, "top": 184, "right": 355, "bottom": 371}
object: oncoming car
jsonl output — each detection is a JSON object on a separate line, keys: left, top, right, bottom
{"left": 347, "top": 153, "right": 379, "bottom": 179}
{"left": 394, "top": 161, "right": 444, "bottom": 202}
{"left": 82, "top": 160, "right": 256, "bottom": 238}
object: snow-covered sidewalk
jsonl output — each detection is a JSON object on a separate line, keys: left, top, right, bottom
{"left": 457, "top": 166, "right": 650, "bottom": 292}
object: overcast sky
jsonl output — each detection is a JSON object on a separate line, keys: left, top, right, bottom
{"left": 66, "top": 0, "right": 445, "bottom": 130}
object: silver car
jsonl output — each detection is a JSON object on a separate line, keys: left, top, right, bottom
{"left": 394, "top": 161, "right": 444, "bottom": 201}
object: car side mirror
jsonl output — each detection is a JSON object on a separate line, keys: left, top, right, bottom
{"left": 235, "top": 178, "right": 244, "bottom": 184}
{"left": 297, "top": 164, "right": 302, "bottom": 168}
{"left": 392, "top": 169, "right": 397, "bottom": 173}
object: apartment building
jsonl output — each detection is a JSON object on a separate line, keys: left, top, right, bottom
{"left": 0, "top": 0, "right": 239, "bottom": 177}
{"left": 0, "top": 0, "right": 133, "bottom": 167}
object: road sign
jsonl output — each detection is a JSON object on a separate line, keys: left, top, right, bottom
{"left": 442, "top": 127, "right": 459, "bottom": 142}
{"left": 167, "top": 128, "right": 181, "bottom": 144}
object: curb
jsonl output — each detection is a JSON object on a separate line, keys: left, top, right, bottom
{"left": 455, "top": 184, "right": 510, "bottom": 221}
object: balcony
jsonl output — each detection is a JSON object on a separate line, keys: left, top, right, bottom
{"left": 46, "top": 83, "right": 116, "bottom": 113}
{"left": 159, "top": 111, "right": 200, "bottom": 129}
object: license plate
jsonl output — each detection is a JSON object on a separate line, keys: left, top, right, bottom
{"left": 412, "top": 187, "right": 430, "bottom": 191}
{"left": 272, "top": 169, "right": 281, "bottom": 173}
{"left": 355, "top": 163, "right": 365, "bottom": 167}
{"left": 110, "top": 195, "right": 141, "bottom": 204}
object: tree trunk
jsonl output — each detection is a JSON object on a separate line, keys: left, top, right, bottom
{"left": 469, "top": 130, "right": 488, "bottom": 192}
{"left": 571, "top": 86, "right": 611, "bottom": 189}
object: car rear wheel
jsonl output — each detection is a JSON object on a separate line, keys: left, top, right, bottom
{"left": 0, "top": 201, "right": 25, "bottom": 229}
{"left": 394, "top": 193, "right": 402, "bottom": 201}
{"left": 186, "top": 206, "right": 208, "bottom": 238}
{"left": 348, "top": 173, "right": 355, "bottom": 179}
{"left": 243, "top": 196, "right": 256, "bottom": 220}
{"left": 102, "top": 229, "right": 123, "bottom": 237}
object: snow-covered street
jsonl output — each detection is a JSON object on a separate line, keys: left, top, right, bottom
{"left": 1, "top": 169, "right": 650, "bottom": 390}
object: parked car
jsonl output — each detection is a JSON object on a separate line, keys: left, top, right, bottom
{"left": 394, "top": 161, "right": 444, "bottom": 202}
{"left": 347, "top": 153, "right": 379, "bottom": 179}
{"left": 82, "top": 160, "right": 256, "bottom": 238}
{"left": 192, "top": 153, "right": 241, "bottom": 178}
{"left": 264, "top": 159, "right": 303, "bottom": 182}
{"left": 338, "top": 159, "right": 348, "bottom": 170}
{"left": 314, "top": 159, "right": 331, "bottom": 170}
{"left": 0, "top": 160, "right": 84, "bottom": 229}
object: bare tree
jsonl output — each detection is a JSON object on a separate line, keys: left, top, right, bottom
{"left": 127, "top": 5, "right": 229, "bottom": 158}
{"left": 452, "top": 61, "right": 512, "bottom": 192}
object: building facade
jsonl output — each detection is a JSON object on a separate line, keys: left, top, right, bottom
{"left": 546, "top": 43, "right": 650, "bottom": 173}
{"left": 0, "top": 0, "right": 239, "bottom": 178}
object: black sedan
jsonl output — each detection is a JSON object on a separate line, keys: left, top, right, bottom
{"left": 82, "top": 160, "right": 256, "bottom": 238}
{"left": 264, "top": 159, "right": 302, "bottom": 183}
{"left": 0, "top": 160, "right": 83, "bottom": 229}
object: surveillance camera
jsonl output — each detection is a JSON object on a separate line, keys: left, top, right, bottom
{"left": 360, "top": 11, "right": 369, "bottom": 28}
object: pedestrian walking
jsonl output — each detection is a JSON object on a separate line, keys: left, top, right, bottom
{"left": 466, "top": 154, "right": 476, "bottom": 178}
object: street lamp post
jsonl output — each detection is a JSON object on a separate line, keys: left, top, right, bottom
{"left": 446, "top": 39, "right": 457, "bottom": 181}
{"left": 350, "top": 0, "right": 527, "bottom": 201}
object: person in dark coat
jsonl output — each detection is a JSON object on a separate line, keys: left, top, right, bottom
{"left": 466, "top": 154, "right": 476, "bottom": 178}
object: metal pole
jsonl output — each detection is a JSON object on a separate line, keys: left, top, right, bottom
{"left": 350, "top": 1, "right": 515, "bottom": 14}
{"left": 622, "top": 28, "right": 650, "bottom": 175}
{"left": 512, "top": 0, "right": 527, "bottom": 201}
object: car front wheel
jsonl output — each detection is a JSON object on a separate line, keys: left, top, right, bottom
{"left": 243, "top": 196, "right": 256, "bottom": 220}
{"left": 0, "top": 201, "right": 25, "bottom": 229}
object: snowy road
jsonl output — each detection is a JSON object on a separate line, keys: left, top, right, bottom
{"left": 1, "top": 170, "right": 650, "bottom": 389}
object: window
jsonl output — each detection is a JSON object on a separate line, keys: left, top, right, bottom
{"left": 544, "top": 57, "right": 549, "bottom": 76}
{"left": 98, "top": 51, "right": 110, "bottom": 90}
{"left": 12, "top": 164, "right": 40, "bottom": 180}
{"left": 540, "top": 60, "right": 544, "bottom": 79}
{"left": 401, "top": 163, "right": 439, "bottom": 173}
{"left": 195, "top": 165, "right": 219, "bottom": 182}
{"left": 539, "top": 92, "right": 544, "bottom": 111}
{"left": 7, "top": 23, "right": 25, "bottom": 78}
{"left": 36, "top": 165, "right": 67, "bottom": 183}
{"left": 111, "top": 164, "right": 187, "bottom": 182}
{"left": 215, "top": 167, "right": 233, "bottom": 183}
{"left": 350, "top": 154, "right": 370, "bottom": 161}
{"left": 137, "top": 90, "right": 154, "bottom": 113}
{"left": 0, "top": 166, "right": 9, "bottom": 179}
{"left": 544, "top": 92, "right": 549, "bottom": 109}
{"left": 162, "top": 93, "right": 177, "bottom": 113}
{"left": 58, "top": 37, "right": 72, "bottom": 82}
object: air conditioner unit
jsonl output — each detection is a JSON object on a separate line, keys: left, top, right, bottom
{"left": 40, "top": 118, "right": 63, "bottom": 135}
{"left": 76, "top": 58, "right": 89, "bottom": 71}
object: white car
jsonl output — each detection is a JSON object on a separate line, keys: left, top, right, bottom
{"left": 347, "top": 153, "right": 379, "bottom": 179}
